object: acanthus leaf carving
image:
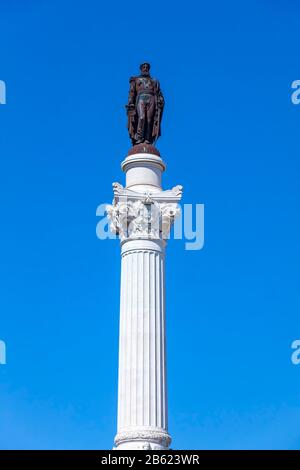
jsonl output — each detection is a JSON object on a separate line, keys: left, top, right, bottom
{"left": 107, "top": 199, "right": 180, "bottom": 242}
{"left": 107, "top": 182, "right": 183, "bottom": 242}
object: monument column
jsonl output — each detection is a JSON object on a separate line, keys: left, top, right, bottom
{"left": 107, "top": 148, "right": 182, "bottom": 450}
{"left": 106, "top": 62, "right": 182, "bottom": 450}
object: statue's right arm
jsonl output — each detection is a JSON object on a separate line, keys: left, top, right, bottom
{"left": 127, "top": 77, "right": 136, "bottom": 107}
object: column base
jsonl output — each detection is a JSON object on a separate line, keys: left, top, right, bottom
{"left": 114, "top": 427, "right": 171, "bottom": 450}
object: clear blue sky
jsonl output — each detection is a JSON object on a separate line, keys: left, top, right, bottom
{"left": 0, "top": 0, "right": 300, "bottom": 450}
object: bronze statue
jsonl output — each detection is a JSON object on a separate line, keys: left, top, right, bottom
{"left": 126, "top": 63, "right": 164, "bottom": 146}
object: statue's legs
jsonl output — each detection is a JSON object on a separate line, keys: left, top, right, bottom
{"left": 145, "top": 96, "right": 155, "bottom": 144}
{"left": 136, "top": 98, "right": 147, "bottom": 143}
{"left": 136, "top": 95, "right": 156, "bottom": 144}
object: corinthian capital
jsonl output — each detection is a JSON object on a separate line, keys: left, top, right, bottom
{"left": 106, "top": 182, "right": 183, "bottom": 242}
{"left": 106, "top": 199, "right": 180, "bottom": 242}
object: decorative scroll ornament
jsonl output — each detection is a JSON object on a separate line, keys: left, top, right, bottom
{"left": 106, "top": 184, "right": 181, "bottom": 242}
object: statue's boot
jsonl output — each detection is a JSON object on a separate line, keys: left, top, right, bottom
{"left": 145, "top": 122, "right": 153, "bottom": 145}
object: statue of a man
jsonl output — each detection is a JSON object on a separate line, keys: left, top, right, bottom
{"left": 126, "top": 63, "right": 164, "bottom": 146}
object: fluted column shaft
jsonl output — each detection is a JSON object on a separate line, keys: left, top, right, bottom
{"left": 115, "top": 238, "right": 170, "bottom": 450}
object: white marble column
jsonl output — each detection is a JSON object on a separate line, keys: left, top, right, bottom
{"left": 107, "top": 150, "right": 182, "bottom": 450}
{"left": 115, "top": 238, "right": 169, "bottom": 449}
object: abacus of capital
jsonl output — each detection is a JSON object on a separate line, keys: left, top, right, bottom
{"left": 106, "top": 63, "right": 182, "bottom": 450}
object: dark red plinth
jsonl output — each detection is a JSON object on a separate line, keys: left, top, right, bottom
{"left": 127, "top": 143, "right": 161, "bottom": 157}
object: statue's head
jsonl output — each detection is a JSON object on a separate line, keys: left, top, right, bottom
{"left": 140, "top": 62, "right": 151, "bottom": 77}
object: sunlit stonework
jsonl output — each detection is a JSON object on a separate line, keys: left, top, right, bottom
{"left": 106, "top": 183, "right": 182, "bottom": 241}
{"left": 107, "top": 149, "right": 182, "bottom": 450}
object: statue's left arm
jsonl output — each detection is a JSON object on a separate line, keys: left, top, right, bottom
{"left": 151, "top": 80, "right": 164, "bottom": 142}
{"left": 156, "top": 80, "right": 165, "bottom": 110}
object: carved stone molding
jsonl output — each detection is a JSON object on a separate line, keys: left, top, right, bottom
{"left": 114, "top": 428, "right": 171, "bottom": 450}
